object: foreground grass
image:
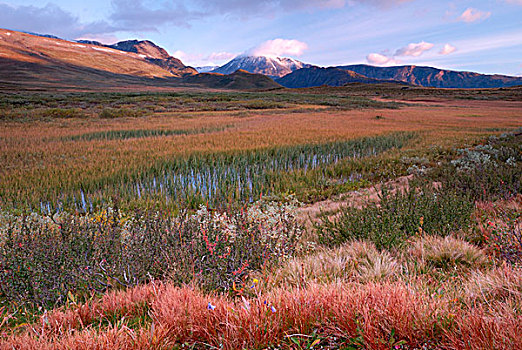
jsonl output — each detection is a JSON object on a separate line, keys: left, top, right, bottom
{"left": 1, "top": 238, "right": 520, "bottom": 349}
{"left": 0, "top": 88, "right": 520, "bottom": 348}
{"left": 1, "top": 130, "right": 520, "bottom": 349}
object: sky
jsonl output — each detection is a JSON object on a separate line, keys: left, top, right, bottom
{"left": 1, "top": 0, "right": 521, "bottom": 75}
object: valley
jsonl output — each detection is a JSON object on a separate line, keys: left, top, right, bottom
{"left": 0, "top": 27, "right": 521, "bottom": 350}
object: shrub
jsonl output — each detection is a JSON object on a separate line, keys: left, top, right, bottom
{"left": 475, "top": 198, "right": 522, "bottom": 264}
{"left": 317, "top": 184, "right": 474, "bottom": 249}
{"left": 0, "top": 200, "right": 302, "bottom": 309}
{"left": 433, "top": 131, "right": 521, "bottom": 202}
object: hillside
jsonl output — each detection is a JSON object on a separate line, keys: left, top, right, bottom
{"left": 0, "top": 30, "right": 181, "bottom": 78}
{"left": 182, "top": 69, "right": 281, "bottom": 90}
{"left": 276, "top": 66, "right": 398, "bottom": 88}
{"left": 337, "top": 64, "right": 522, "bottom": 88}
{"left": 0, "top": 30, "right": 278, "bottom": 91}
{"left": 212, "top": 55, "right": 311, "bottom": 78}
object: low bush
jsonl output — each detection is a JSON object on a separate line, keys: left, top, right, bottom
{"left": 0, "top": 200, "right": 302, "bottom": 309}
{"left": 474, "top": 197, "right": 522, "bottom": 264}
{"left": 432, "top": 131, "right": 521, "bottom": 202}
{"left": 317, "top": 184, "right": 474, "bottom": 249}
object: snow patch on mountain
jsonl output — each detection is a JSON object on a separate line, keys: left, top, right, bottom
{"left": 211, "top": 55, "right": 311, "bottom": 78}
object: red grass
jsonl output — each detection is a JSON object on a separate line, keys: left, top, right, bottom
{"left": 1, "top": 280, "right": 520, "bottom": 349}
{"left": 444, "top": 302, "right": 522, "bottom": 350}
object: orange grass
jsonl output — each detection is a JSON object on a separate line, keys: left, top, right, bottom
{"left": 1, "top": 98, "right": 521, "bottom": 208}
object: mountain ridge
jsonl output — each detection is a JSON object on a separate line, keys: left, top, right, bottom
{"left": 336, "top": 64, "right": 522, "bottom": 88}
{"left": 0, "top": 29, "right": 280, "bottom": 91}
{"left": 2, "top": 29, "right": 522, "bottom": 90}
{"left": 276, "top": 66, "right": 404, "bottom": 88}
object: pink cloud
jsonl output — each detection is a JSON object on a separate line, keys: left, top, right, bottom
{"left": 458, "top": 8, "right": 491, "bottom": 23}
{"left": 395, "top": 41, "right": 434, "bottom": 57}
{"left": 366, "top": 53, "right": 399, "bottom": 65}
{"left": 439, "top": 43, "right": 457, "bottom": 55}
{"left": 249, "top": 38, "right": 308, "bottom": 57}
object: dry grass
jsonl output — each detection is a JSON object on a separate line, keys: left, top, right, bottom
{"left": 464, "top": 265, "right": 522, "bottom": 304}
{"left": 408, "top": 235, "right": 488, "bottom": 270}
{"left": 270, "top": 240, "right": 401, "bottom": 288}
{"left": 445, "top": 302, "right": 522, "bottom": 350}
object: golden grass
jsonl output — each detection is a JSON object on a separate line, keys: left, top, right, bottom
{"left": 1, "top": 98, "right": 520, "bottom": 206}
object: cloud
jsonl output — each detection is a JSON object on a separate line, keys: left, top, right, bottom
{"left": 109, "top": 0, "right": 205, "bottom": 30}
{"left": 196, "top": 0, "right": 411, "bottom": 15}
{"left": 0, "top": 3, "right": 116, "bottom": 39}
{"left": 366, "top": 53, "right": 398, "bottom": 65}
{"left": 439, "top": 43, "right": 457, "bottom": 55}
{"left": 172, "top": 50, "right": 238, "bottom": 66}
{"left": 504, "top": 0, "right": 522, "bottom": 5}
{"left": 458, "top": 8, "right": 491, "bottom": 23}
{"left": 0, "top": 0, "right": 418, "bottom": 39}
{"left": 248, "top": 39, "right": 308, "bottom": 57}
{"left": 394, "top": 41, "right": 434, "bottom": 56}
{"left": 366, "top": 40, "right": 434, "bottom": 65}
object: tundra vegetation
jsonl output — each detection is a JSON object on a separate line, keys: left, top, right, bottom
{"left": 0, "top": 85, "right": 521, "bottom": 349}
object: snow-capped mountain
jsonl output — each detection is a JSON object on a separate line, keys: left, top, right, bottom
{"left": 211, "top": 55, "right": 311, "bottom": 78}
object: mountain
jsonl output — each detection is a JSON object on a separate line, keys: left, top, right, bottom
{"left": 211, "top": 55, "right": 311, "bottom": 78}
{"left": 76, "top": 38, "right": 197, "bottom": 76}
{"left": 0, "top": 30, "right": 179, "bottom": 78}
{"left": 195, "top": 66, "right": 219, "bottom": 73}
{"left": 0, "top": 29, "right": 279, "bottom": 91}
{"left": 105, "top": 40, "right": 197, "bottom": 76}
{"left": 276, "top": 66, "right": 399, "bottom": 88}
{"left": 337, "top": 65, "right": 522, "bottom": 88}
{"left": 109, "top": 40, "right": 171, "bottom": 59}
{"left": 183, "top": 70, "right": 281, "bottom": 90}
